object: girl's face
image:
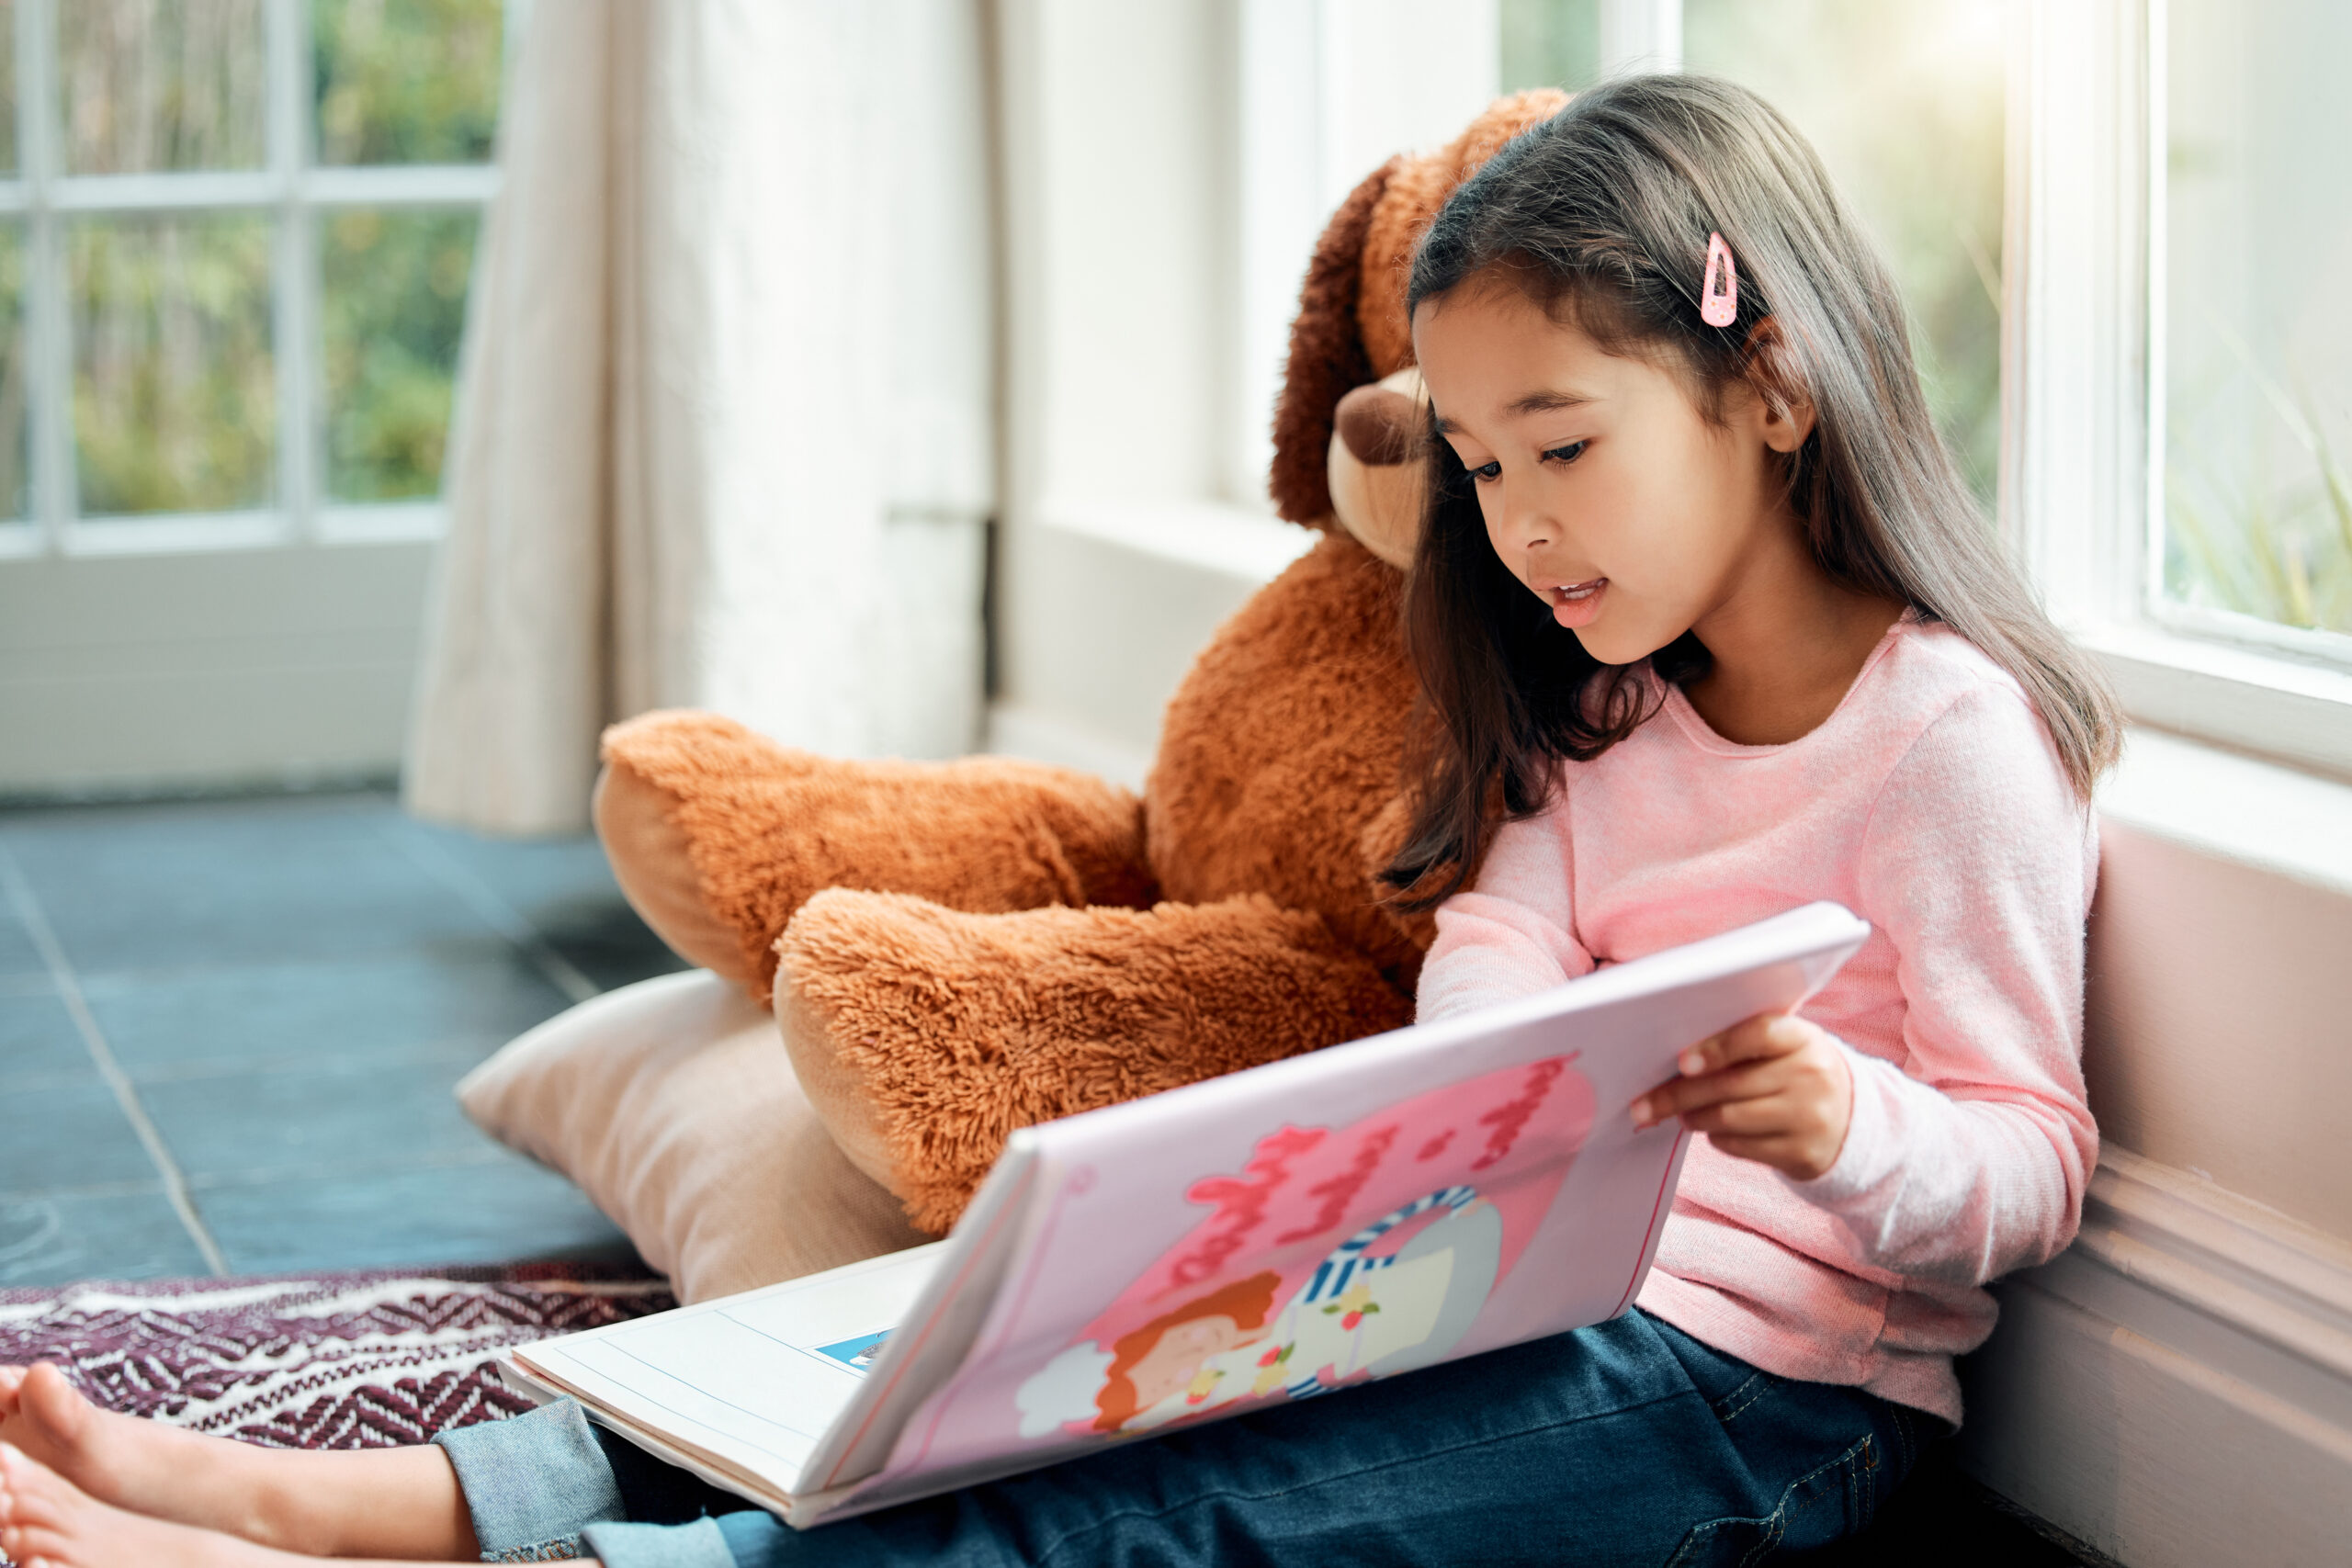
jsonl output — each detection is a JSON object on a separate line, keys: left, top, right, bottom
{"left": 1412, "top": 281, "right": 1811, "bottom": 667}
{"left": 1125, "top": 1314, "right": 1252, "bottom": 1412}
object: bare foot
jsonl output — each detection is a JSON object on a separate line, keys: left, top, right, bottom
{"left": 0, "top": 1366, "right": 139, "bottom": 1507}
{"left": 0, "top": 1361, "right": 295, "bottom": 1548}
{"left": 0, "top": 1362, "right": 475, "bottom": 1559}
{"left": 0, "top": 1441, "right": 303, "bottom": 1568}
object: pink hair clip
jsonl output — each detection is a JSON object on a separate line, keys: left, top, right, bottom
{"left": 1701, "top": 231, "right": 1738, "bottom": 328}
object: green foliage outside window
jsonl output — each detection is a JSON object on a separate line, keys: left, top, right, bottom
{"left": 310, "top": 0, "right": 503, "bottom": 502}
{"left": 9, "top": 0, "right": 503, "bottom": 517}
{"left": 1498, "top": 0, "right": 2006, "bottom": 517}
{"left": 322, "top": 209, "right": 478, "bottom": 502}
{"left": 0, "top": 225, "right": 24, "bottom": 518}
{"left": 0, "top": 7, "right": 17, "bottom": 175}
{"left": 1499, "top": 0, "right": 1600, "bottom": 101}
{"left": 60, "top": 0, "right": 267, "bottom": 174}
{"left": 2161, "top": 0, "right": 2352, "bottom": 637}
{"left": 71, "top": 216, "right": 277, "bottom": 515}
{"left": 313, "top": 0, "right": 502, "bottom": 165}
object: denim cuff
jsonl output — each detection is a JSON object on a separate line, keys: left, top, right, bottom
{"left": 582, "top": 1516, "right": 740, "bottom": 1568}
{"left": 435, "top": 1399, "right": 628, "bottom": 1562}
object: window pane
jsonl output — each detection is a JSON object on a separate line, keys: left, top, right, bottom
{"left": 321, "top": 208, "right": 475, "bottom": 502}
{"left": 0, "top": 0, "right": 18, "bottom": 174}
{"left": 59, "top": 0, "right": 266, "bottom": 175}
{"left": 312, "top": 0, "right": 502, "bottom": 166}
{"left": 2163, "top": 1, "right": 2352, "bottom": 637}
{"left": 71, "top": 215, "right": 275, "bottom": 515}
{"left": 1499, "top": 0, "right": 1602, "bottom": 95}
{"left": 1684, "top": 0, "right": 2006, "bottom": 513}
{"left": 0, "top": 224, "right": 23, "bottom": 521}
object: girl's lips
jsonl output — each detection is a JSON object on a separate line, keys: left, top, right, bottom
{"left": 1547, "top": 577, "right": 1608, "bottom": 628}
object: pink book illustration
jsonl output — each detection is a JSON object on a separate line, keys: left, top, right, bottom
{"left": 1013, "top": 1053, "right": 1592, "bottom": 1440}
{"left": 505, "top": 901, "right": 1871, "bottom": 1528}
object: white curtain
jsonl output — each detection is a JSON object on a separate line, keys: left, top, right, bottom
{"left": 405, "top": 0, "right": 995, "bottom": 835}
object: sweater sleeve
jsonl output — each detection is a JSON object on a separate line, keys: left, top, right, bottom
{"left": 1791, "top": 682, "right": 2100, "bottom": 1287}
{"left": 1415, "top": 804, "right": 1597, "bottom": 1023}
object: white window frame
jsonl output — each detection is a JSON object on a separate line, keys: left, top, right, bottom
{"left": 0, "top": 0, "right": 497, "bottom": 565}
{"left": 2009, "top": 0, "right": 2352, "bottom": 778}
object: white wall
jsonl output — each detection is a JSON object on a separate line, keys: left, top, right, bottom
{"left": 1955, "top": 735, "right": 2352, "bottom": 1565}
{"left": 2088, "top": 806, "right": 2352, "bottom": 1233}
{"left": 0, "top": 544, "right": 430, "bottom": 797}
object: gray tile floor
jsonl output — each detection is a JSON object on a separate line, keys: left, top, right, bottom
{"left": 0, "top": 789, "right": 688, "bottom": 1286}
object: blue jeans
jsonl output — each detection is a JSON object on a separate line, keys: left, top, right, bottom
{"left": 435, "top": 1310, "right": 1935, "bottom": 1567}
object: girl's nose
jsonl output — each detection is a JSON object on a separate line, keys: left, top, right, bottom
{"left": 1502, "top": 489, "right": 1553, "bottom": 551}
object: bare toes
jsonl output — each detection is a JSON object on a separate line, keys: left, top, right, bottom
{"left": 17, "top": 1366, "right": 93, "bottom": 1450}
{"left": 0, "top": 1448, "right": 103, "bottom": 1568}
{"left": 1, "top": 1440, "right": 78, "bottom": 1526}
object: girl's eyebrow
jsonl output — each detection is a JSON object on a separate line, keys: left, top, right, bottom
{"left": 1507, "top": 389, "right": 1598, "bottom": 416}
{"left": 1430, "top": 389, "right": 1599, "bottom": 437}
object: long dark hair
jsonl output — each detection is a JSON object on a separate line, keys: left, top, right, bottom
{"left": 1383, "top": 73, "right": 2119, "bottom": 910}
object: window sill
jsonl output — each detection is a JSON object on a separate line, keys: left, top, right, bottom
{"left": 2099, "top": 725, "right": 2352, "bottom": 901}
{"left": 2081, "top": 622, "right": 2352, "bottom": 782}
{"left": 1031, "top": 496, "right": 1317, "bottom": 588}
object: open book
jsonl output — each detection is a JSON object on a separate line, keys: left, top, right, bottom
{"left": 503, "top": 901, "right": 1871, "bottom": 1529}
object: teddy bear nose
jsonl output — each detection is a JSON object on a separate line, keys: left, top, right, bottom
{"left": 1335, "top": 383, "right": 1421, "bottom": 467}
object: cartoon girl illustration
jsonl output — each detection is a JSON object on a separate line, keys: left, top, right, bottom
{"left": 1088, "top": 1271, "right": 1282, "bottom": 1433}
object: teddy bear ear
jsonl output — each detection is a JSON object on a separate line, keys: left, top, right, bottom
{"left": 1269, "top": 89, "right": 1573, "bottom": 530}
{"left": 1268, "top": 155, "right": 1398, "bottom": 528}
{"left": 1357, "top": 88, "right": 1573, "bottom": 380}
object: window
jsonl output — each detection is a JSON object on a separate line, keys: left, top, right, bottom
{"left": 0, "top": 0, "right": 501, "bottom": 561}
{"left": 1502, "top": 0, "right": 2352, "bottom": 774}
{"left": 2154, "top": 0, "right": 2352, "bottom": 653}
{"left": 1501, "top": 0, "right": 2007, "bottom": 514}
{"left": 1681, "top": 1, "right": 2005, "bottom": 514}
{"left": 2012, "top": 0, "right": 2352, "bottom": 776}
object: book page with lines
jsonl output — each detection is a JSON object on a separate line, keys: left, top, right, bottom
{"left": 511, "top": 1245, "right": 944, "bottom": 1497}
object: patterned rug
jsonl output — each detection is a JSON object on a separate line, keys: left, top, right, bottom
{"left": 0, "top": 1265, "right": 676, "bottom": 1450}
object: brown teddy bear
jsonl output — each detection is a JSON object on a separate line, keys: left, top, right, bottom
{"left": 594, "top": 91, "right": 1566, "bottom": 1236}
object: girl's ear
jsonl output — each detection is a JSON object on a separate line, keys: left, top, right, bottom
{"left": 1739, "top": 317, "right": 1816, "bottom": 454}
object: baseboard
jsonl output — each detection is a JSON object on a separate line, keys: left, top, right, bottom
{"left": 1959, "top": 1148, "right": 2352, "bottom": 1566}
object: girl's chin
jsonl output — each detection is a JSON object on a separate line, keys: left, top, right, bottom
{"left": 1566, "top": 619, "right": 1666, "bottom": 668}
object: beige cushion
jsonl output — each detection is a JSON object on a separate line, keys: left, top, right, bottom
{"left": 457, "top": 970, "right": 929, "bottom": 1303}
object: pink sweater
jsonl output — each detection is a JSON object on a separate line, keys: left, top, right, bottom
{"left": 1416, "top": 615, "right": 2098, "bottom": 1424}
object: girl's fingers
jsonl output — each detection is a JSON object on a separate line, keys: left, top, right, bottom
{"left": 1673, "top": 1013, "right": 1808, "bottom": 1077}
{"left": 1633, "top": 1057, "right": 1786, "bottom": 1124}
{"left": 1673, "top": 1091, "right": 1800, "bottom": 1138}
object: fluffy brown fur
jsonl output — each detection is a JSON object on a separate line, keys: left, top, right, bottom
{"left": 1268, "top": 159, "right": 1394, "bottom": 527}
{"left": 776, "top": 890, "right": 1411, "bottom": 1233}
{"left": 601, "top": 711, "right": 1156, "bottom": 999}
{"left": 594, "top": 98, "right": 1555, "bottom": 1235}
{"left": 1147, "top": 531, "right": 1424, "bottom": 987}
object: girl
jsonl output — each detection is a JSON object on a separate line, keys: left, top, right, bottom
{"left": 0, "top": 73, "right": 2109, "bottom": 1567}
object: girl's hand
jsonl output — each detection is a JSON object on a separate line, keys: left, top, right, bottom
{"left": 1630, "top": 1013, "right": 1854, "bottom": 1181}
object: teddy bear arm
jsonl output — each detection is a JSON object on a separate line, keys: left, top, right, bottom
{"left": 597, "top": 710, "right": 1156, "bottom": 1000}
{"left": 774, "top": 889, "right": 1415, "bottom": 1233}
{"left": 594, "top": 756, "right": 752, "bottom": 981}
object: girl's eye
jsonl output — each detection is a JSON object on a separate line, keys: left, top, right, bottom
{"left": 1469, "top": 460, "right": 1502, "bottom": 484}
{"left": 1544, "top": 441, "right": 1589, "bottom": 465}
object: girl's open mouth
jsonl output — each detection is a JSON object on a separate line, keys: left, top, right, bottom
{"left": 1548, "top": 578, "right": 1608, "bottom": 627}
